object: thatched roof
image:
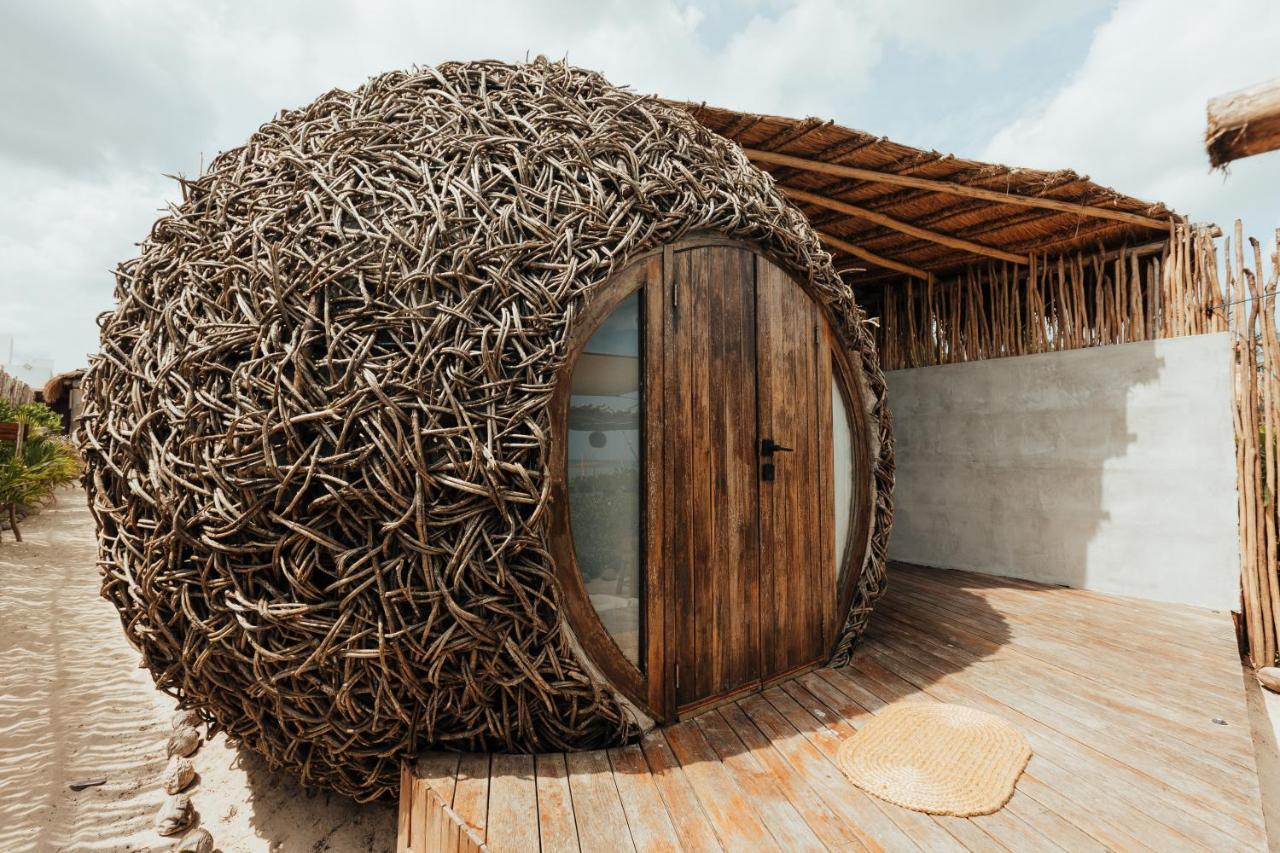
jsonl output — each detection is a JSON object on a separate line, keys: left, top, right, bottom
{"left": 674, "top": 102, "right": 1178, "bottom": 285}
{"left": 41, "top": 368, "right": 85, "bottom": 405}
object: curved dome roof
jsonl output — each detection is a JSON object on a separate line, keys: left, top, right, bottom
{"left": 79, "top": 58, "right": 893, "bottom": 800}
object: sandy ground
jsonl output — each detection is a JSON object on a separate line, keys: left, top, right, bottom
{"left": 0, "top": 487, "right": 395, "bottom": 852}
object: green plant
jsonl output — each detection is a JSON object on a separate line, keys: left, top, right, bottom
{"left": 0, "top": 400, "right": 63, "bottom": 432}
{"left": 20, "top": 434, "right": 82, "bottom": 488}
{"left": 0, "top": 401, "right": 82, "bottom": 542}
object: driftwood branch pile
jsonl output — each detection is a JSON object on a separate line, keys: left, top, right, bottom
{"left": 79, "top": 59, "right": 893, "bottom": 800}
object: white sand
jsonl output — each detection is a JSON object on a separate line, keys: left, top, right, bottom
{"left": 0, "top": 487, "right": 394, "bottom": 852}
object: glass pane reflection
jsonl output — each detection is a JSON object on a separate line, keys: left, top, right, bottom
{"left": 833, "top": 374, "right": 855, "bottom": 589}
{"left": 567, "top": 293, "right": 643, "bottom": 668}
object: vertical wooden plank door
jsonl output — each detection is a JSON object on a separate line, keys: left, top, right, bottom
{"left": 756, "top": 257, "right": 836, "bottom": 675}
{"left": 667, "top": 245, "right": 836, "bottom": 714}
{"left": 668, "top": 246, "right": 761, "bottom": 710}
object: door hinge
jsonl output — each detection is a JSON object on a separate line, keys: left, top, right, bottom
{"left": 674, "top": 663, "right": 680, "bottom": 689}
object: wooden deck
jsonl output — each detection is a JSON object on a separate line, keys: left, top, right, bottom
{"left": 399, "top": 563, "right": 1268, "bottom": 851}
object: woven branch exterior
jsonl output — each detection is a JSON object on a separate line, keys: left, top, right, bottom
{"left": 79, "top": 59, "right": 894, "bottom": 800}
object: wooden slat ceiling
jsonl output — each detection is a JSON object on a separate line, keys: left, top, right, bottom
{"left": 669, "top": 101, "right": 1179, "bottom": 286}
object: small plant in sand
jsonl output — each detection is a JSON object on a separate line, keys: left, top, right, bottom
{"left": 0, "top": 400, "right": 82, "bottom": 541}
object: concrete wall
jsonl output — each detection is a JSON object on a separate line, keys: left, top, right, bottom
{"left": 886, "top": 332, "right": 1239, "bottom": 611}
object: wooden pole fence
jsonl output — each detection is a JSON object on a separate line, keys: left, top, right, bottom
{"left": 0, "top": 367, "right": 35, "bottom": 405}
{"left": 872, "top": 220, "right": 1280, "bottom": 668}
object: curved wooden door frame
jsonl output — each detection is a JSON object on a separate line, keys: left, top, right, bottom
{"left": 547, "top": 233, "right": 875, "bottom": 721}
{"left": 547, "top": 252, "right": 660, "bottom": 715}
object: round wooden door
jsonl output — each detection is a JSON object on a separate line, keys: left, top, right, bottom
{"left": 665, "top": 244, "right": 840, "bottom": 713}
{"left": 553, "top": 239, "right": 862, "bottom": 720}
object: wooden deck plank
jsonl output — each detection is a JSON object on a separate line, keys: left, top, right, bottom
{"left": 565, "top": 749, "right": 636, "bottom": 851}
{"left": 413, "top": 752, "right": 462, "bottom": 804}
{"left": 637, "top": 730, "right": 724, "bottom": 852}
{"left": 451, "top": 753, "right": 491, "bottom": 843}
{"left": 885, "top": 580, "right": 1234, "bottom": 699}
{"left": 487, "top": 754, "right": 538, "bottom": 852}
{"left": 715, "top": 703, "right": 875, "bottom": 852}
{"left": 883, "top": 574, "right": 1249, "bottom": 715}
{"left": 847, "top": 630, "right": 1249, "bottom": 849}
{"left": 800, "top": 666, "right": 1107, "bottom": 853}
{"left": 890, "top": 569, "right": 1241, "bottom": 686}
{"left": 410, "top": 776, "right": 431, "bottom": 853}
{"left": 398, "top": 762, "right": 413, "bottom": 852}
{"left": 770, "top": 680, "right": 996, "bottom": 853}
{"left": 941, "top": 566, "right": 1232, "bottom": 638}
{"left": 882, "top": 575, "right": 1257, "bottom": 743}
{"left": 840, "top": 635, "right": 1166, "bottom": 852}
{"left": 895, "top": 564, "right": 1229, "bottom": 636}
{"left": 788, "top": 671, "right": 1093, "bottom": 853}
{"left": 870, "top": 581, "right": 1228, "bottom": 706}
{"left": 892, "top": 563, "right": 1226, "bottom": 628}
{"left": 736, "top": 692, "right": 920, "bottom": 852}
{"left": 608, "top": 744, "right": 684, "bottom": 852}
{"left": 535, "top": 753, "right": 580, "bottom": 853}
{"left": 694, "top": 709, "right": 827, "bottom": 851}
{"left": 661, "top": 721, "right": 781, "bottom": 850}
{"left": 872, "top": 600, "right": 1258, "bottom": 784}
{"left": 879, "top": 581, "right": 1235, "bottom": 706}
{"left": 819, "top": 655, "right": 1161, "bottom": 852}
{"left": 400, "top": 565, "right": 1267, "bottom": 853}
{"left": 863, "top": 640, "right": 1256, "bottom": 796}
{"left": 997, "top": 788, "right": 1109, "bottom": 853}
{"left": 861, "top": 610, "right": 1266, "bottom": 843}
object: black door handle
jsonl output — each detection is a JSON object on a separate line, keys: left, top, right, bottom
{"left": 760, "top": 438, "right": 793, "bottom": 456}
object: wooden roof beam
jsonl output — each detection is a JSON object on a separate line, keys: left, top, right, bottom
{"left": 783, "top": 186, "right": 1028, "bottom": 265}
{"left": 1206, "top": 78, "right": 1280, "bottom": 167}
{"left": 816, "top": 230, "right": 929, "bottom": 280}
{"left": 745, "top": 148, "right": 1171, "bottom": 230}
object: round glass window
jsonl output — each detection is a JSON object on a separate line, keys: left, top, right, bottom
{"left": 832, "top": 372, "right": 855, "bottom": 589}
{"left": 566, "top": 293, "right": 643, "bottom": 668}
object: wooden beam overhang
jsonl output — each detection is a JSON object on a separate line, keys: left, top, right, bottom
{"left": 746, "top": 148, "right": 1171, "bottom": 231}
{"left": 816, "top": 230, "right": 929, "bottom": 280}
{"left": 783, "top": 186, "right": 1029, "bottom": 265}
{"left": 1206, "top": 78, "right": 1280, "bottom": 167}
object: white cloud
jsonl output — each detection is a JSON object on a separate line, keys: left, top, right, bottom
{"left": 0, "top": 164, "right": 172, "bottom": 369}
{"left": 873, "top": 0, "right": 1108, "bottom": 62}
{"left": 7, "top": 0, "right": 1272, "bottom": 371}
{"left": 985, "top": 0, "right": 1280, "bottom": 232}
{"left": 0, "top": 0, "right": 899, "bottom": 371}
{"left": 710, "top": 1, "right": 883, "bottom": 114}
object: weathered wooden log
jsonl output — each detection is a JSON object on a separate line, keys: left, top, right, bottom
{"left": 1207, "top": 78, "right": 1280, "bottom": 167}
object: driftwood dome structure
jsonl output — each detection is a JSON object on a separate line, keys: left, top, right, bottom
{"left": 79, "top": 58, "right": 893, "bottom": 800}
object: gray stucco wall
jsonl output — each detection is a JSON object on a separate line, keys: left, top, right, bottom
{"left": 886, "top": 332, "right": 1239, "bottom": 611}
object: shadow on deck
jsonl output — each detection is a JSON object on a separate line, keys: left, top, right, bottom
{"left": 400, "top": 562, "right": 1265, "bottom": 852}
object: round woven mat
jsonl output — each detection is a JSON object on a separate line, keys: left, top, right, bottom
{"left": 836, "top": 702, "right": 1031, "bottom": 816}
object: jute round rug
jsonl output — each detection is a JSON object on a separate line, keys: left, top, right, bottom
{"left": 836, "top": 702, "right": 1031, "bottom": 816}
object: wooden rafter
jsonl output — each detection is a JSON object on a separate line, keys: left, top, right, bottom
{"left": 816, "top": 230, "right": 929, "bottom": 280}
{"left": 783, "top": 186, "right": 1028, "bottom": 265}
{"left": 1206, "top": 78, "right": 1280, "bottom": 167}
{"left": 746, "top": 149, "right": 1170, "bottom": 230}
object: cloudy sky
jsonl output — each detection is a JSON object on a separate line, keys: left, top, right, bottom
{"left": 2, "top": 0, "right": 1278, "bottom": 371}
